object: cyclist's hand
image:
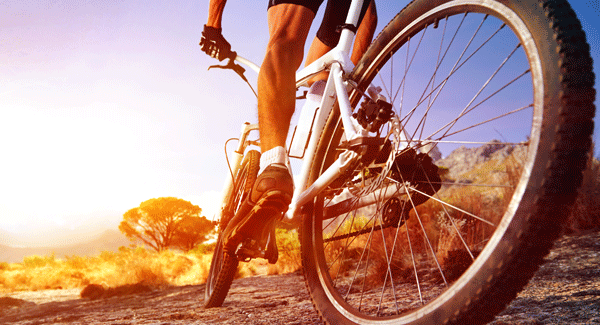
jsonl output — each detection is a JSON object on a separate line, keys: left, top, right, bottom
{"left": 200, "top": 25, "right": 232, "bottom": 61}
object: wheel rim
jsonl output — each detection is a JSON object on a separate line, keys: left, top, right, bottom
{"left": 311, "top": 2, "right": 543, "bottom": 322}
{"left": 205, "top": 235, "right": 225, "bottom": 298}
{"left": 206, "top": 150, "right": 259, "bottom": 301}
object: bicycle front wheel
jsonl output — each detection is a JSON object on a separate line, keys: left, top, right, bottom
{"left": 301, "top": 0, "right": 595, "bottom": 324}
{"left": 204, "top": 150, "right": 260, "bottom": 308}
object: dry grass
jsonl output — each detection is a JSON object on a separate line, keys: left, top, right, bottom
{"left": 322, "top": 150, "right": 526, "bottom": 285}
{"left": 566, "top": 150, "right": 600, "bottom": 234}
{"left": 0, "top": 246, "right": 215, "bottom": 293}
{"left": 0, "top": 230, "right": 305, "bottom": 294}
{"left": 332, "top": 146, "right": 600, "bottom": 287}
{"left": 267, "top": 228, "right": 302, "bottom": 275}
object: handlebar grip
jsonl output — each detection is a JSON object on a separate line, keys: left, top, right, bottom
{"left": 228, "top": 50, "right": 238, "bottom": 61}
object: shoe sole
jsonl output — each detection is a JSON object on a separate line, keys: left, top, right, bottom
{"left": 223, "top": 190, "right": 291, "bottom": 254}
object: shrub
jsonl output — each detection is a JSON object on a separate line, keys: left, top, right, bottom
{"left": 22, "top": 254, "right": 57, "bottom": 269}
{"left": 1, "top": 246, "right": 216, "bottom": 293}
{"left": 270, "top": 228, "right": 302, "bottom": 275}
{"left": 566, "top": 150, "right": 600, "bottom": 234}
{"left": 190, "top": 242, "right": 217, "bottom": 255}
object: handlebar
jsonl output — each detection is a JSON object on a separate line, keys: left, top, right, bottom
{"left": 234, "top": 55, "right": 260, "bottom": 74}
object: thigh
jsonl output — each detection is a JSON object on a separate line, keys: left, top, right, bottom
{"left": 267, "top": 0, "right": 324, "bottom": 15}
{"left": 266, "top": 3, "right": 315, "bottom": 46}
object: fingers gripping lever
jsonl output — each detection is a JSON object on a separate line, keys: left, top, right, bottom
{"left": 201, "top": 24, "right": 256, "bottom": 96}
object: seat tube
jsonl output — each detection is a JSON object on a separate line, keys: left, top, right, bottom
{"left": 337, "top": 0, "right": 364, "bottom": 52}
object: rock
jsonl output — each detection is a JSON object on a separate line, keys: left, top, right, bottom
{"left": 0, "top": 297, "right": 34, "bottom": 309}
{"left": 420, "top": 141, "right": 442, "bottom": 162}
{"left": 436, "top": 140, "right": 526, "bottom": 180}
{"left": 80, "top": 284, "right": 105, "bottom": 299}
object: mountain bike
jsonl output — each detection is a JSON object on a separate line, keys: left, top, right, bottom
{"left": 203, "top": 0, "right": 596, "bottom": 324}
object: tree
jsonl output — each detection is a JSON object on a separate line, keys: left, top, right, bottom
{"left": 172, "top": 215, "right": 217, "bottom": 252}
{"left": 118, "top": 197, "right": 214, "bottom": 251}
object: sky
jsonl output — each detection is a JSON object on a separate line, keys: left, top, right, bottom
{"left": 1, "top": 1, "right": 598, "bottom": 247}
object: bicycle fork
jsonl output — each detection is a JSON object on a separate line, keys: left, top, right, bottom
{"left": 215, "top": 122, "right": 259, "bottom": 222}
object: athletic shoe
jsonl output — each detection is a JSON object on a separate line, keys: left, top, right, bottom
{"left": 223, "top": 164, "right": 293, "bottom": 257}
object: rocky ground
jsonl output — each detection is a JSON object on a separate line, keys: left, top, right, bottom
{"left": 1, "top": 230, "right": 599, "bottom": 325}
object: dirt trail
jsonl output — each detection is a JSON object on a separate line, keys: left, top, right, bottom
{"left": 2, "top": 230, "right": 599, "bottom": 324}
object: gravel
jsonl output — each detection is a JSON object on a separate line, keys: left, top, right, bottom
{"left": 2, "top": 230, "right": 599, "bottom": 325}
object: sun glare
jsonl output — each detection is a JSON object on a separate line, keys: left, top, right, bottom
{"left": 0, "top": 104, "right": 157, "bottom": 233}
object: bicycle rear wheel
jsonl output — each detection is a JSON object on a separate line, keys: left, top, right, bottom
{"left": 301, "top": 0, "right": 595, "bottom": 324}
{"left": 204, "top": 150, "right": 260, "bottom": 308}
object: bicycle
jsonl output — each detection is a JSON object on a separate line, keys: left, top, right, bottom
{"left": 203, "top": 0, "right": 596, "bottom": 324}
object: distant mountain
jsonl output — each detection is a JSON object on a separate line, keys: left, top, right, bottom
{"left": 0, "top": 229, "right": 20, "bottom": 247}
{"left": 0, "top": 229, "right": 131, "bottom": 263}
{"left": 436, "top": 140, "right": 527, "bottom": 181}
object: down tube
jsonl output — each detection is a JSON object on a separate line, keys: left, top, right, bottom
{"left": 285, "top": 74, "right": 339, "bottom": 222}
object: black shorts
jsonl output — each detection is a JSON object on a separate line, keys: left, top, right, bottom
{"left": 268, "top": 0, "right": 373, "bottom": 48}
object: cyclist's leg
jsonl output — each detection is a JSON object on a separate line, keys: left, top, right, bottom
{"left": 257, "top": 4, "right": 315, "bottom": 153}
{"left": 305, "top": 0, "right": 377, "bottom": 84}
{"left": 223, "top": 4, "right": 315, "bottom": 250}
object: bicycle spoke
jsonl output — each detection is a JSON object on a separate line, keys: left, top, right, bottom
{"left": 420, "top": 164, "right": 475, "bottom": 260}
{"left": 337, "top": 192, "right": 387, "bottom": 308}
{"left": 418, "top": 14, "right": 490, "bottom": 138}
{"left": 428, "top": 44, "right": 527, "bottom": 141}
{"left": 331, "top": 209, "right": 361, "bottom": 287}
{"left": 399, "top": 139, "right": 529, "bottom": 146}
{"left": 402, "top": 182, "right": 496, "bottom": 227}
{"left": 417, "top": 14, "right": 468, "bottom": 142}
{"left": 397, "top": 21, "right": 507, "bottom": 131}
{"left": 376, "top": 192, "right": 412, "bottom": 314}
{"left": 344, "top": 225, "right": 374, "bottom": 299}
{"left": 404, "top": 211, "right": 423, "bottom": 304}
{"left": 394, "top": 28, "right": 429, "bottom": 105}
{"left": 357, "top": 230, "right": 375, "bottom": 312}
{"left": 325, "top": 210, "right": 376, "bottom": 272}
{"left": 402, "top": 180, "right": 449, "bottom": 286}
{"left": 374, "top": 220, "right": 400, "bottom": 315}
{"left": 438, "top": 103, "right": 533, "bottom": 140}
{"left": 384, "top": 25, "right": 428, "bottom": 107}
{"left": 432, "top": 181, "right": 514, "bottom": 188}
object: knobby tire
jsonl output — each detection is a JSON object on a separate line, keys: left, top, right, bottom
{"left": 204, "top": 150, "right": 260, "bottom": 308}
{"left": 300, "top": 1, "right": 595, "bottom": 324}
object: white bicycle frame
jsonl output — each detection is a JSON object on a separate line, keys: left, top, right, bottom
{"left": 216, "top": 0, "right": 407, "bottom": 225}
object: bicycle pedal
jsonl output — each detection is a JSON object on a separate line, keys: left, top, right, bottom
{"left": 235, "top": 238, "right": 267, "bottom": 262}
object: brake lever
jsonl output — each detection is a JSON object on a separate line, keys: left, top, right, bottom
{"left": 208, "top": 52, "right": 249, "bottom": 84}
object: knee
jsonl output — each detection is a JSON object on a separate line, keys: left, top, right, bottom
{"left": 266, "top": 34, "right": 306, "bottom": 70}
